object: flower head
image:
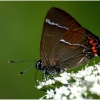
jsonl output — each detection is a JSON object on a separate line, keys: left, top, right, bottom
{"left": 36, "top": 61, "right": 100, "bottom": 99}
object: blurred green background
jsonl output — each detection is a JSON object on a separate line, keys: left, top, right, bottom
{"left": 1, "top": 1, "right": 100, "bottom": 99}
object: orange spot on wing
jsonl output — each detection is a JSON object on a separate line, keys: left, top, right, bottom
{"left": 89, "top": 39, "right": 94, "bottom": 44}
{"left": 93, "top": 49, "right": 98, "bottom": 53}
{"left": 92, "top": 46, "right": 96, "bottom": 50}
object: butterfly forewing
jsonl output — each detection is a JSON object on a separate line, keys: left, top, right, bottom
{"left": 40, "top": 7, "right": 94, "bottom": 70}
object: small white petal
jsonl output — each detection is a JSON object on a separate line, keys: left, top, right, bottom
{"left": 53, "top": 93, "right": 62, "bottom": 99}
{"left": 69, "top": 94, "right": 75, "bottom": 99}
{"left": 61, "top": 96, "right": 67, "bottom": 100}
{"left": 84, "top": 74, "right": 95, "bottom": 82}
{"left": 93, "top": 70, "right": 98, "bottom": 75}
{"left": 46, "top": 89, "right": 54, "bottom": 99}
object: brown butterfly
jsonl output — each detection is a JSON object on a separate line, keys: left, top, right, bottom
{"left": 8, "top": 7, "right": 100, "bottom": 76}
{"left": 35, "top": 7, "right": 100, "bottom": 75}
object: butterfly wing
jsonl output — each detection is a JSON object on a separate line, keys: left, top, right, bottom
{"left": 40, "top": 7, "right": 94, "bottom": 69}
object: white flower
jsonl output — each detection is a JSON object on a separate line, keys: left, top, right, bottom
{"left": 36, "top": 81, "right": 44, "bottom": 89}
{"left": 60, "top": 86, "right": 70, "bottom": 96}
{"left": 61, "top": 96, "right": 67, "bottom": 100}
{"left": 76, "top": 70, "right": 86, "bottom": 78}
{"left": 37, "top": 85, "right": 42, "bottom": 89}
{"left": 55, "top": 87, "right": 60, "bottom": 94}
{"left": 69, "top": 94, "right": 75, "bottom": 99}
{"left": 69, "top": 85, "right": 78, "bottom": 98}
{"left": 45, "top": 79, "right": 55, "bottom": 85}
{"left": 53, "top": 93, "right": 62, "bottom": 100}
{"left": 84, "top": 66, "right": 93, "bottom": 76}
{"left": 84, "top": 74, "right": 95, "bottom": 83}
{"left": 37, "top": 61, "right": 100, "bottom": 99}
{"left": 89, "top": 82, "right": 100, "bottom": 95}
{"left": 46, "top": 89, "right": 54, "bottom": 99}
{"left": 93, "top": 70, "right": 98, "bottom": 75}
{"left": 54, "top": 72, "right": 70, "bottom": 84}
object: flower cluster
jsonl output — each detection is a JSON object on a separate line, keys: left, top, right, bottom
{"left": 36, "top": 62, "right": 100, "bottom": 99}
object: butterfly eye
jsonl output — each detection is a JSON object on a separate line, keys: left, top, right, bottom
{"left": 35, "top": 60, "right": 44, "bottom": 70}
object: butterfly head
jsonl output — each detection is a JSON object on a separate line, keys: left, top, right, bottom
{"left": 35, "top": 59, "right": 64, "bottom": 76}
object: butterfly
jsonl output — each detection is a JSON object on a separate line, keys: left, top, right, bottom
{"left": 8, "top": 7, "right": 100, "bottom": 76}
{"left": 35, "top": 7, "right": 100, "bottom": 75}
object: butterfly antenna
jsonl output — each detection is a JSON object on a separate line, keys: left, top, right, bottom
{"left": 18, "top": 63, "right": 35, "bottom": 76}
{"left": 8, "top": 60, "right": 37, "bottom": 76}
{"left": 8, "top": 60, "right": 36, "bottom": 63}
